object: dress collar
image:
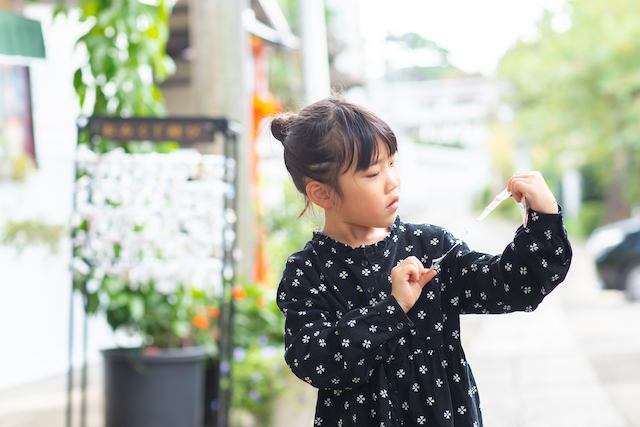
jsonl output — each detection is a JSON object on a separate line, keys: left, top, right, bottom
{"left": 312, "top": 216, "right": 400, "bottom": 253}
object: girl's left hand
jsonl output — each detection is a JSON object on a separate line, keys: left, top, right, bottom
{"left": 507, "top": 171, "right": 559, "bottom": 214}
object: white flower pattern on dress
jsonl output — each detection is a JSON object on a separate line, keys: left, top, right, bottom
{"left": 277, "top": 211, "right": 572, "bottom": 426}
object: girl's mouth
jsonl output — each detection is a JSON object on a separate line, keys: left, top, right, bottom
{"left": 387, "top": 198, "right": 399, "bottom": 211}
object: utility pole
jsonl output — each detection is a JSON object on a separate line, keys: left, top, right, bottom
{"left": 299, "top": 0, "right": 331, "bottom": 103}
{"left": 189, "top": 0, "right": 253, "bottom": 276}
{"left": 188, "top": 3, "right": 252, "bottom": 425}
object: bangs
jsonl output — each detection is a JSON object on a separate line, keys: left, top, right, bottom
{"left": 330, "top": 104, "right": 397, "bottom": 174}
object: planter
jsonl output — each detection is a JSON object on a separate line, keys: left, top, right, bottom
{"left": 102, "top": 346, "right": 209, "bottom": 427}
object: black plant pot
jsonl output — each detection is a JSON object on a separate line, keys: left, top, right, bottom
{"left": 102, "top": 346, "right": 209, "bottom": 427}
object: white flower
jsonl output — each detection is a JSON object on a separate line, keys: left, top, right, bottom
{"left": 384, "top": 249, "right": 390, "bottom": 257}
{"left": 345, "top": 258, "right": 353, "bottom": 265}
{"left": 387, "top": 305, "right": 395, "bottom": 314}
{"left": 427, "top": 397, "right": 435, "bottom": 406}
{"left": 359, "top": 307, "right": 369, "bottom": 315}
{"left": 325, "top": 260, "right": 333, "bottom": 268}
{"left": 362, "top": 339, "right": 372, "bottom": 349}
{"left": 458, "top": 406, "right": 467, "bottom": 415}
{"left": 414, "top": 229, "right": 423, "bottom": 236}
{"left": 435, "top": 323, "right": 443, "bottom": 331}
{"left": 545, "top": 230, "right": 553, "bottom": 240}
{"left": 556, "top": 247, "right": 563, "bottom": 255}
{"left": 405, "top": 245, "right": 414, "bottom": 252}
{"left": 505, "top": 263, "right": 513, "bottom": 272}
{"left": 530, "top": 243, "right": 539, "bottom": 252}
{"left": 430, "top": 238, "right": 439, "bottom": 245}
{"left": 541, "top": 259, "right": 548, "bottom": 268}
{"left": 426, "top": 291, "right": 435, "bottom": 300}
{"left": 339, "top": 271, "right": 348, "bottom": 279}
{"left": 520, "top": 266, "right": 528, "bottom": 275}
{"left": 316, "top": 365, "right": 325, "bottom": 374}
{"left": 372, "top": 264, "right": 381, "bottom": 272}
{"left": 348, "top": 319, "right": 356, "bottom": 327}
{"left": 417, "top": 416, "right": 426, "bottom": 425}
{"left": 419, "top": 365, "right": 428, "bottom": 374}
{"left": 296, "top": 269, "right": 304, "bottom": 276}
{"left": 357, "top": 395, "right": 365, "bottom": 404}
{"left": 342, "top": 338, "right": 350, "bottom": 347}
{"left": 461, "top": 267, "right": 468, "bottom": 276}
{"left": 444, "top": 410, "right": 452, "bottom": 419}
{"left": 412, "top": 383, "right": 420, "bottom": 392}
{"left": 397, "top": 369, "right": 406, "bottom": 378}
{"left": 531, "top": 212, "right": 539, "bottom": 221}
{"left": 417, "top": 310, "right": 426, "bottom": 319}
{"left": 453, "top": 374, "right": 461, "bottom": 382}
{"left": 436, "top": 379, "right": 443, "bottom": 387}
{"left": 482, "top": 265, "right": 490, "bottom": 273}
{"left": 362, "top": 268, "right": 371, "bottom": 276}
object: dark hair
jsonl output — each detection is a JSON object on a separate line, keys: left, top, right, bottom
{"left": 271, "top": 96, "right": 397, "bottom": 215}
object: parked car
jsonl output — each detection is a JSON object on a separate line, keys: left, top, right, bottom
{"left": 587, "top": 216, "right": 640, "bottom": 301}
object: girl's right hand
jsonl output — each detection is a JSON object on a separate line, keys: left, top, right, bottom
{"left": 391, "top": 256, "right": 437, "bottom": 313}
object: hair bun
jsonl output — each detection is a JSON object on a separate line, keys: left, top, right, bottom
{"left": 271, "top": 115, "right": 292, "bottom": 144}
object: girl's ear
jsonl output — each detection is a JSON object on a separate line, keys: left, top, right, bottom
{"left": 306, "top": 181, "right": 334, "bottom": 209}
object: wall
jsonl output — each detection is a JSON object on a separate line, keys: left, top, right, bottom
{"left": 0, "top": 4, "right": 115, "bottom": 391}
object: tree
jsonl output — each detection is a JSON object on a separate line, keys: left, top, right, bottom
{"left": 499, "top": 0, "right": 640, "bottom": 230}
{"left": 55, "top": 0, "right": 175, "bottom": 118}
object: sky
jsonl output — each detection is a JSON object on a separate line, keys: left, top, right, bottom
{"left": 358, "top": 0, "right": 570, "bottom": 76}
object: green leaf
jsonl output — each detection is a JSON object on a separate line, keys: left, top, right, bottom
{"left": 128, "top": 295, "right": 145, "bottom": 322}
{"left": 171, "top": 320, "right": 190, "bottom": 338}
{"left": 86, "top": 292, "right": 100, "bottom": 314}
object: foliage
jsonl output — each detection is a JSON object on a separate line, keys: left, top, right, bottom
{"left": 58, "top": 0, "right": 175, "bottom": 118}
{"left": 262, "top": 180, "right": 318, "bottom": 280}
{"left": 230, "top": 281, "right": 287, "bottom": 427}
{"left": 1, "top": 220, "right": 67, "bottom": 253}
{"left": 88, "top": 275, "right": 221, "bottom": 353}
{"left": 230, "top": 182, "right": 314, "bottom": 425}
{"left": 499, "top": 0, "right": 640, "bottom": 231}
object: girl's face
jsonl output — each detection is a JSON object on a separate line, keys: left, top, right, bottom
{"left": 331, "top": 144, "right": 401, "bottom": 231}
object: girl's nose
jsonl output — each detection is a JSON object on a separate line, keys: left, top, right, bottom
{"left": 386, "top": 172, "right": 400, "bottom": 192}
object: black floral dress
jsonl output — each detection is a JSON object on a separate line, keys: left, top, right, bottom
{"left": 277, "top": 209, "right": 572, "bottom": 427}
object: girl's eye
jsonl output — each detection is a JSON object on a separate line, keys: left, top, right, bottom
{"left": 367, "top": 172, "right": 379, "bottom": 178}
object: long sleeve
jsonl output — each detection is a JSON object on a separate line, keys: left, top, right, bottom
{"left": 437, "top": 207, "right": 572, "bottom": 314}
{"left": 277, "top": 246, "right": 412, "bottom": 390}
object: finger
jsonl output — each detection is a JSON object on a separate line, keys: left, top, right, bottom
{"left": 419, "top": 269, "right": 437, "bottom": 286}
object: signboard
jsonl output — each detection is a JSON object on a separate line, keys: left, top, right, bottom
{"left": 86, "top": 117, "right": 233, "bottom": 145}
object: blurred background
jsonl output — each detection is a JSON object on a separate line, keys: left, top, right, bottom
{"left": 1, "top": 0, "right": 640, "bottom": 426}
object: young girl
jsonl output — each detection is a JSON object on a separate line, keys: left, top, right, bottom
{"left": 271, "top": 96, "right": 572, "bottom": 427}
